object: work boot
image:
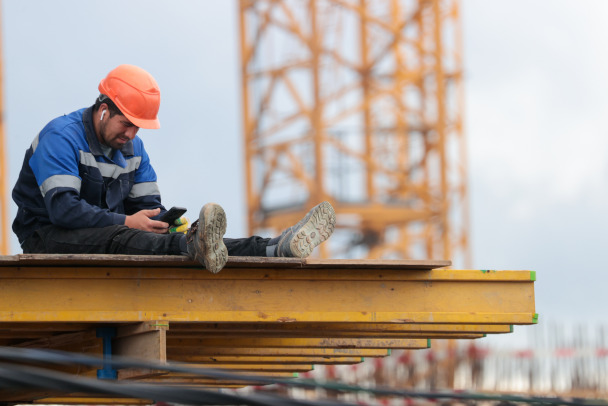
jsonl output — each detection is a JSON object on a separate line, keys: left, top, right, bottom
{"left": 276, "top": 201, "right": 336, "bottom": 258}
{"left": 186, "top": 203, "right": 228, "bottom": 274}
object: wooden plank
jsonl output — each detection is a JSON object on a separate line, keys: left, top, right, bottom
{"left": 35, "top": 397, "right": 152, "bottom": 405}
{"left": 152, "top": 363, "right": 314, "bottom": 373}
{"left": 167, "top": 346, "right": 390, "bottom": 358}
{"left": 115, "top": 322, "right": 168, "bottom": 361}
{"left": 14, "top": 329, "right": 99, "bottom": 349}
{"left": 116, "top": 321, "right": 169, "bottom": 338}
{"left": 169, "top": 322, "right": 513, "bottom": 335}
{"left": 166, "top": 328, "right": 485, "bottom": 340}
{"left": 170, "top": 355, "right": 364, "bottom": 365}
{"left": 0, "top": 322, "right": 97, "bottom": 331}
{"left": 0, "top": 264, "right": 532, "bottom": 281}
{"left": 0, "top": 254, "right": 450, "bottom": 270}
{"left": 138, "top": 373, "right": 298, "bottom": 385}
{"left": 166, "top": 337, "right": 429, "bottom": 349}
{"left": 302, "top": 258, "right": 450, "bottom": 269}
{"left": 0, "top": 331, "right": 54, "bottom": 340}
{"left": 0, "top": 389, "right": 62, "bottom": 404}
{"left": 114, "top": 322, "right": 168, "bottom": 380}
{"left": 11, "top": 330, "right": 102, "bottom": 377}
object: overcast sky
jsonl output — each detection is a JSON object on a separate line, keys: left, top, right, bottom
{"left": 1, "top": 1, "right": 606, "bottom": 348}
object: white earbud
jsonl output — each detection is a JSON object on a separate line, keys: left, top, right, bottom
{"left": 100, "top": 110, "right": 106, "bottom": 120}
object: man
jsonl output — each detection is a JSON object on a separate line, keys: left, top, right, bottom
{"left": 12, "top": 64, "right": 335, "bottom": 273}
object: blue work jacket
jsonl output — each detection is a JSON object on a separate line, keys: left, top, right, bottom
{"left": 12, "top": 106, "right": 166, "bottom": 245}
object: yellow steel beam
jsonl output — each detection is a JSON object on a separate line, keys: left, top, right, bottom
{"left": 0, "top": 256, "right": 536, "bottom": 325}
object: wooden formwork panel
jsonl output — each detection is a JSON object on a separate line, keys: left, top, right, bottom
{"left": 0, "top": 254, "right": 536, "bottom": 402}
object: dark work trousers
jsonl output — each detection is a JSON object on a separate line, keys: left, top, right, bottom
{"left": 21, "top": 225, "right": 271, "bottom": 257}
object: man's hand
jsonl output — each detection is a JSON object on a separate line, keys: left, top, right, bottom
{"left": 125, "top": 208, "right": 168, "bottom": 234}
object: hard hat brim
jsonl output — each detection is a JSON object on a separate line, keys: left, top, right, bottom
{"left": 124, "top": 113, "right": 161, "bottom": 130}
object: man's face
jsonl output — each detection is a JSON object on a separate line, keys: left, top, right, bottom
{"left": 98, "top": 112, "right": 139, "bottom": 150}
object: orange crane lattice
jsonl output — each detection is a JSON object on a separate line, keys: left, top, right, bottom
{"left": 0, "top": 1, "right": 8, "bottom": 256}
{"left": 239, "top": 0, "right": 469, "bottom": 264}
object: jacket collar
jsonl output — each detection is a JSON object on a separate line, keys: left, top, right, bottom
{"left": 82, "top": 106, "right": 134, "bottom": 157}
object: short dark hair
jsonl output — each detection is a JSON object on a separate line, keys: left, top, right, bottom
{"left": 93, "top": 94, "right": 123, "bottom": 118}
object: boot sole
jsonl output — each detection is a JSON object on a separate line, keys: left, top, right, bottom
{"left": 289, "top": 201, "right": 336, "bottom": 258}
{"left": 199, "top": 203, "right": 228, "bottom": 274}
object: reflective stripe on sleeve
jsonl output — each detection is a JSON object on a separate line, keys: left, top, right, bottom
{"left": 128, "top": 182, "right": 160, "bottom": 199}
{"left": 40, "top": 174, "right": 81, "bottom": 197}
{"left": 31, "top": 134, "right": 40, "bottom": 152}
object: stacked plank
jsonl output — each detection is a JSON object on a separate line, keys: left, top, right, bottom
{"left": 0, "top": 254, "right": 536, "bottom": 404}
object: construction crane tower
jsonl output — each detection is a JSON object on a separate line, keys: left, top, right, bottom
{"left": 0, "top": 2, "right": 8, "bottom": 255}
{"left": 239, "top": 0, "right": 470, "bottom": 264}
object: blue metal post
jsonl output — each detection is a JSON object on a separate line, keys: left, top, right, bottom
{"left": 96, "top": 327, "right": 117, "bottom": 379}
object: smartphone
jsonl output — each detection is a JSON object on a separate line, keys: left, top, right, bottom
{"left": 159, "top": 206, "right": 187, "bottom": 225}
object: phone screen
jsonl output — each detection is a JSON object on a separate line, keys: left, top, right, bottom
{"left": 160, "top": 207, "right": 187, "bottom": 225}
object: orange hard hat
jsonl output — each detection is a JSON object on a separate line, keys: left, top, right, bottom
{"left": 98, "top": 64, "right": 161, "bottom": 129}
